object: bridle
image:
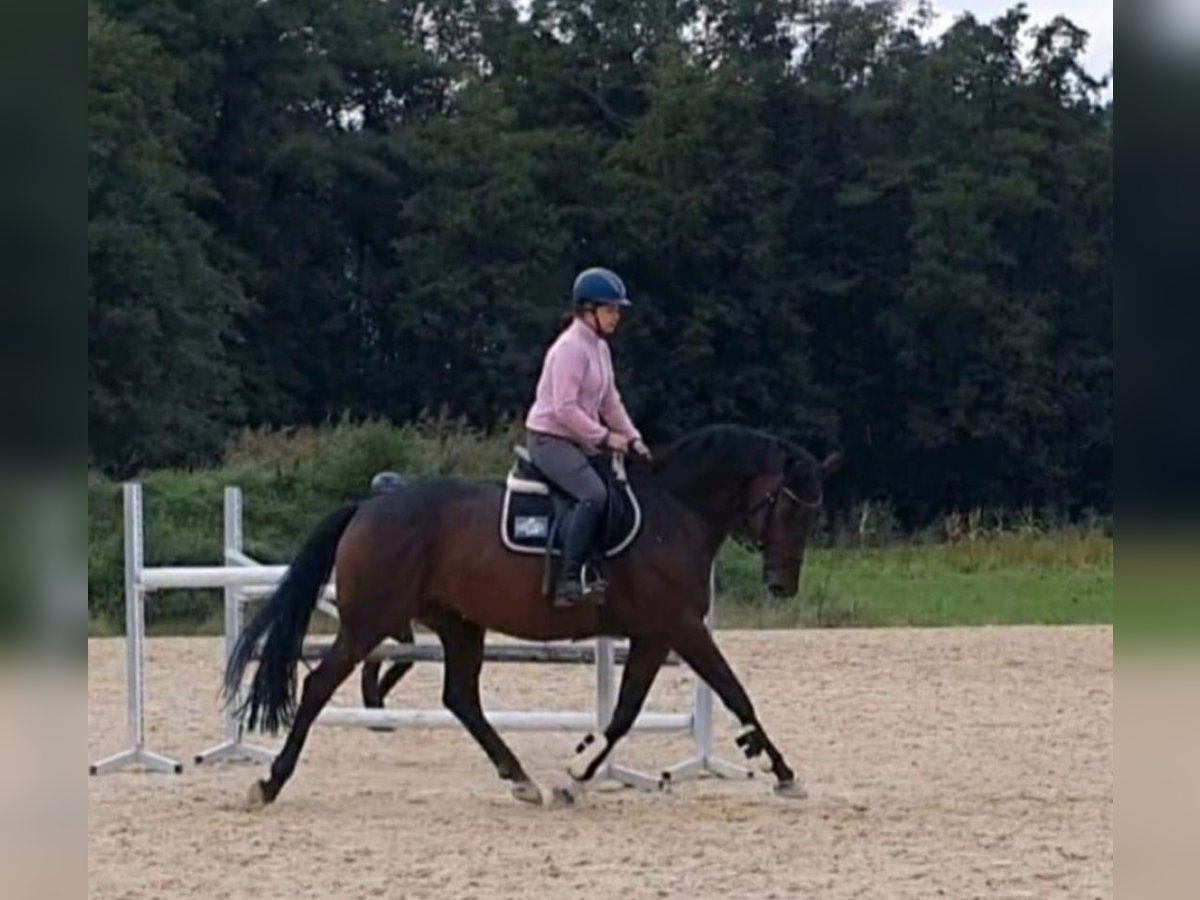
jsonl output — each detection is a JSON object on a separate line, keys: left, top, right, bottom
{"left": 738, "top": 478, "right": 823, "bottom": 563}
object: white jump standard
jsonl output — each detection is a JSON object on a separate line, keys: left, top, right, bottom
{"left": 88, "top": 483, "right": 183, "bottom": 776}
{"left": 193, "top": 487, "right": 278, "bottom": 767}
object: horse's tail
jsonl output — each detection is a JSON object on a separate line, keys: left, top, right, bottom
{"left": 223, "top": 503, "right": 359, "bottom": 733}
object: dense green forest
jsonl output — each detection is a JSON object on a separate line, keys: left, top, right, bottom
{"left": 88, "top": 0, "right": 1112, "bottom": 527}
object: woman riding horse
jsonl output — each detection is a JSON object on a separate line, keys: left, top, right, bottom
{"left": 524, "top": 266, "right": 651, "bottom": 606}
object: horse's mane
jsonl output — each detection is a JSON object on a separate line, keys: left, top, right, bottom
{"left": 650, "top": 423, "right": 820, "bottom": 498}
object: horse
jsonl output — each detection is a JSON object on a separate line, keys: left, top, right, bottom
{"left": 223, "top": 423, "right": 843, "bottom": 806}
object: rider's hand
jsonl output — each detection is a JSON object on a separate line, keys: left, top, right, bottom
{"left": 631, "top": 438, "right": 652, "bottom": 460}
{"left": 605, "top": 431, "right": 631, "bottom": 453}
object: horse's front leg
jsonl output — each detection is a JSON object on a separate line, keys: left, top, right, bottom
{"left": 670, "top": 616, "right": 806, "bottom": 798}
{"left": 553, "top": 636, "right": 670, "bottom": 804}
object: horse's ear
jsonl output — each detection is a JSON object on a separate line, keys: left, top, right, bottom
{"left": 820, "top": 451, "right": 845, "bottom": 478}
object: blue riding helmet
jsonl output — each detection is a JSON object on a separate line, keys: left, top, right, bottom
{"left": 572, "top": 267, "right": 632, "bottom": 307}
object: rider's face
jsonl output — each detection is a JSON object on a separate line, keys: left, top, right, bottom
{"left": 594, "top": 304, "right": 622, "bottom": 334}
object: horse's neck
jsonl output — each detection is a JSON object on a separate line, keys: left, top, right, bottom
{"left": 642, "top": 460, "right": 744, "bottom": 537}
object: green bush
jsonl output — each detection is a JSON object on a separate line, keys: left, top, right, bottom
{"left": 87, "top": 415, "right": 523, "bottom": 629}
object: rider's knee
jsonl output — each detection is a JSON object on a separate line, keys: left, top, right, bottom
{"left": 577, "top": 483, "right": 607, "bottom": 508}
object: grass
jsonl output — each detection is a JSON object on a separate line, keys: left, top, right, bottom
{"left": 87, "top": 533, "right": 1113, "bottom": 637}
{"left": 87, "top": 614, "right": 120, "bottom": 638}
{"left": 716, "top": 531, "right": 1113, "bottom": 629}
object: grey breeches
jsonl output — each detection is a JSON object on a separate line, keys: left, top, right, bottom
{"left": 525, "top": 432, "right": 607, "bottom": 506}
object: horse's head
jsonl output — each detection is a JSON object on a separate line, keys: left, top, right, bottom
{"left": 650, "top": 424, "right": 845, "bottom": 597}
{"left": 735, "top": 450, "right": 843, "bottom": 598}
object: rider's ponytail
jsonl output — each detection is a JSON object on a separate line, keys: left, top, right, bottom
{"left": 543, "top": 309, "right": 575, "bottom": 349}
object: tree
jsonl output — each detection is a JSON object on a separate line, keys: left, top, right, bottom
{"left": 86, "top": 0, "right": 1112, "bottom": 522}
{"left": 88, "top": 4, "right": 245, "bottom": 474}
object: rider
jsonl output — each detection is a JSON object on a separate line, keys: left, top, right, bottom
{"left": 524, "top": 266, "right": 651, "bottom": 607}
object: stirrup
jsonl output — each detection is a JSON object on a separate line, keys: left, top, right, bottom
{"left": 582, "top": 568, "right": 608, "bottom": 604}
{"left": 553, "top": 576, "right": 586, "bottom": 608}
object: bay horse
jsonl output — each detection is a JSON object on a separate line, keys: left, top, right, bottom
{"left": 224, "top": 423, "right": 842, "bottom": 806}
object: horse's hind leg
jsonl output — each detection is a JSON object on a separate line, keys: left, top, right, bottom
{"left": 429, "top": 613, "right": 541, "bottom": 805}
{"left": 361, "top": 623, "right": 416, "bottom": 732}
{"left": 375, "top": 631, "right": 415, "bottom": 701}
{"left": 670, "top": 617, "right": 806, "bottom": 799}
{"left": 251, "top": 627, "right": 372, "bottom": 806}
{"left": 360, "top": 659, "right": 386, "bottom": 707}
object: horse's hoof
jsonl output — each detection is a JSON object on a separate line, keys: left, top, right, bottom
{"left": 774, "top": 780, "right": 808, "bottom": 800}
{"left": 511, "top": 780, "right": 544, "bottom": 806}
{"left": 549, "top": 785, "right": 577, "bottom": 807}
{"left": 246, "top": 780, "right": 271, "bottom": 809}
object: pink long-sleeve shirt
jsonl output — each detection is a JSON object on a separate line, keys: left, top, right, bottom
{"left": 525, "top": 318, "right": 641, "bottom": 447}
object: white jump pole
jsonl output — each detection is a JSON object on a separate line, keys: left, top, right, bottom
{"left": 193, "top": 488, "right": 276, "bottom": 766}
{"left": 89, "top": 483, "right": 183, "bottom": 776}
{"left": 317, "top": 708, "right": 693, "bottom": 731}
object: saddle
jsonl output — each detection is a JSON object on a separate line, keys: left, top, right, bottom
{"left": 500, "top": 446, "right": 643, "bottom": 597}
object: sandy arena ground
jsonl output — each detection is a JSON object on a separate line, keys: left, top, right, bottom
{"left": 88, "top": 627, "right": 1112, "bottom": 899}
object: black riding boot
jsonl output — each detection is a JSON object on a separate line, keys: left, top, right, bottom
{"left": 555, "top": 499, "right": 606, "bottom": 607}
